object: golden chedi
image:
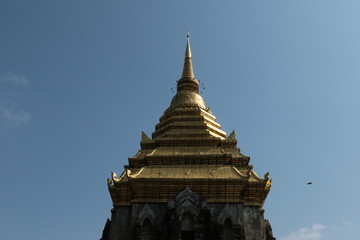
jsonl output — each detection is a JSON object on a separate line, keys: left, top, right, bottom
{"left": 101, "top": 35, "right": 275, "bottom": 240}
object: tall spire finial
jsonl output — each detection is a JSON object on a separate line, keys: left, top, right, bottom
{"left": 181, "top": 32, "right": 194, "bottom": 78}
{"left": 185, "top": 31, "right": 191, "bottom": 58}
{"left": 177, "top": 33, "right": 199, "bottom": 93}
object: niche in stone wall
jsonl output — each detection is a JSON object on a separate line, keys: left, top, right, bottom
{"left": 141, "top": 218, "right": 152, "bottom": 240}
{"left": 181, "top": 212, "right": 195, "bottom": 240}
{"left": 223, "top": 218, "right": 234, "bottom": 240}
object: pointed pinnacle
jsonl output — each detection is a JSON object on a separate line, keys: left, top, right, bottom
{"left": 185, "top": 33, "right": 192, "bottom": 58}
{"left": 181, "top": 34, "right": 194, "bottom": 78}
{"left": 141, "top": 131, "right": 151, "bottom": 143}
{"left": 226, "top": 130, "right": 237, "bottom": 141}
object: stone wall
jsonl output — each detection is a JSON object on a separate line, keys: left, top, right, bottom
{"left": 102, "top": 188, "right": 275, "bottom": 240}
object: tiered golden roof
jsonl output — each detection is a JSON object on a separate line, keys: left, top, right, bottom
{"left": 108, "top": 35, "right": 271, "bottom": 207}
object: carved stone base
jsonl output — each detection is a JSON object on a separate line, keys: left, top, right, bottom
{"left": 101, "top": 187, "right": 275, "bottom": 240}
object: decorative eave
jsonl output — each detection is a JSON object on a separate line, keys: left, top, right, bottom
{"left": 107, "top": 167, "right": 271, "bottom": 207}
{"left": 124, "top": 165, "right": 251, "bottom": 179}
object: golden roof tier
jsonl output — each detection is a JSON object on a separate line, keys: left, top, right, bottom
{"left": 108, "top": 35, "right": 272, "bottom": 208}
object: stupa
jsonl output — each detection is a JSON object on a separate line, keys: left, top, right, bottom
{"left": 101, "top": 35, "right": 275, "bottom": 240}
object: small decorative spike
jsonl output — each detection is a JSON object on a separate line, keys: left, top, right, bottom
{"left": 141, "top": 131, "right": 152, "bottom": 143}
{"left": 226, "top": 130, "right": 237, "bottom": 141}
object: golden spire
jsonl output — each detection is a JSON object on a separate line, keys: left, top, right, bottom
{"left": 177, "top": 33, "right": 199, "bottom": 93}
{"left": 181, "top": 32, "right": 194, "bottom": 78}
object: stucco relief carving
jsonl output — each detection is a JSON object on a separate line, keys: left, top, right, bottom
{"left": 136, "top": 204, "right": 156, "bottom": 225}
{"left": 216, "top": 203, "right": 238, "bottom": 225}
{"left": 175, "top": 187, "right": 200, "bottom": 220}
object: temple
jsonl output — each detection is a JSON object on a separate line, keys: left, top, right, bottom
{"left": 101, "top": 35, "right": 276, "bottom": 240}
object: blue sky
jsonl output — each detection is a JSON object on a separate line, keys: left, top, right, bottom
{"left": 1, "top": 1, "right": 359, "bottom": 239}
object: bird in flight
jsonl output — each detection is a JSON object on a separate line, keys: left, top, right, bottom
{"left": 307, "top": 182, "right": 312, "bottom": 185}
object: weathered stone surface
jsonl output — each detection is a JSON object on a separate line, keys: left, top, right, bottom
{"left": 102, "top": 188, "right": 275, "bottom": 240}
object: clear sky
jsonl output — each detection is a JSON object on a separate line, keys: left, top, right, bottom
{"left": 1, "top": 1, "right": 359, "bottom": 240}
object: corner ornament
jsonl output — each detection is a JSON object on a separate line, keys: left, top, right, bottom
{"left": 112, "top": 171, "right": 121, "bottom": 182}
{"left": 107, "top": 178, "right": 112, "bottom": 187}
{"left": 264, "top": 172, "right": 270, "bottom": 180}
{"left": 107, "top": 172, "right": 120, "bottom": 187}
{"left": 265, "top": 179, "right": 272, "bottom": 190}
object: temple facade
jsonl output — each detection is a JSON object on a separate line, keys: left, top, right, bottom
{"left": 101, "top": 35, "right": 276, "bottom": 240}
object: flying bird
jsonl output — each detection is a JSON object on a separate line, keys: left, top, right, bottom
{"left": 307, "top": 182, "right": 312, "bottom": 185}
